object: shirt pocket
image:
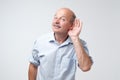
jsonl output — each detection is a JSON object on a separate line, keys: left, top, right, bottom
{"left": 60, "top": 57, "right": 76, "bottom": 72}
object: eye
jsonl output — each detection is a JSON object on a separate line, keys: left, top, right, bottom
{"left": 54, "top": 16, "right": 57, "bottom": 19}
{"left": 61, "top": 18, "right": 66, "bottom": 21}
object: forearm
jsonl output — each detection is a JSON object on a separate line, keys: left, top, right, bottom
{"left": 28, "top": 63, "right": 38, "bottom": 80}
{"left": 72, "top": 37, "right": 92, "bottom": 71}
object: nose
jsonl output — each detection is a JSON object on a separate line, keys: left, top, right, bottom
{"left": 55, "top": 18, "right": 60, "bottom": 24}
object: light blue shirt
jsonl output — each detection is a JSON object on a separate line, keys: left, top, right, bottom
{"left": 29, "top": 33, "right": 89, "bottom": 80}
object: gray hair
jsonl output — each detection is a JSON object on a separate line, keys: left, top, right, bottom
{"left": 70, "top": 13, "right": 76, "bottom": 23}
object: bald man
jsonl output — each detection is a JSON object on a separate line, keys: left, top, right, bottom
{"left": 28, "top": 8, "right": 93, "bottom": 80}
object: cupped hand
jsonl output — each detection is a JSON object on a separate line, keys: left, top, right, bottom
{"left": 68, "top": 19, "right": 83, "bottom": 38}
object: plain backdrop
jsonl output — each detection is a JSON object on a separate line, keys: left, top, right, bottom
{"left": 0, "top": 0, "right": 120, "bottom": 80}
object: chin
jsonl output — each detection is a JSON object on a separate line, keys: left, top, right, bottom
{"left": 53, "top": 31, "right": 61, "bottom": 34}
{"left": 52, "top": 28, "right": 60, "bottom": 33}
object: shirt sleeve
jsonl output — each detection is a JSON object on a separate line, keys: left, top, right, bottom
{"left": 81, "top": 39, "right": 93, "bottom": 62}
{"left": 80, "top": 39, "right": 89, "bottom": 55}
{"left": 29, "top": 40, "right": 40, "bottom": 66}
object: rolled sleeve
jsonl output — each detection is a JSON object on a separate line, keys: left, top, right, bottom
{"left": 80, "top": 39, "right": 89, "bottom": 55}
{"left": 74, "top": 39, "right": 93, "bottom": 66}
{"left": 80, "top": 39, "right": 94, "bottom": 63}
{"left": 29, "top": 40, "right": 40, "bottom": 66}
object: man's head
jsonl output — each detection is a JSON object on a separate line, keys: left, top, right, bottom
{"left": 52, "top": 8, "right": 76, "bottom": 35}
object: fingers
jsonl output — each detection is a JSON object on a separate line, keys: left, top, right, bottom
{"left": 79, "top": 19, "right": 83, "bottom": 29}
{"left": 74, "top": 19, "right": 83, "bottom": 29}
{"left": 75, "top": 19, "right": 80, "bottom": 28}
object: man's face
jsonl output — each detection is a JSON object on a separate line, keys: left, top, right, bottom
{"left": 52, "top": 9, "right": 73, "bottom": 34}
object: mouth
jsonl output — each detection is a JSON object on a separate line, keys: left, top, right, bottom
{"left": 53, "top": 24, "right": 61, "bottom": 28}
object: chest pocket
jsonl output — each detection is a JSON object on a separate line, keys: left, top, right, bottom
{"left": 38, "top": 52, "right": 56, "bottom": 68}
{"left": 60, "top": 57, "right": 76, "bottom": 72}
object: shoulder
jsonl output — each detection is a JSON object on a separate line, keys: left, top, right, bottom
{"left": 80, "top": 39, "right": 87, "bottom": 45}
{"left": 35, "top": 32, "right": 53, "bottom": 44}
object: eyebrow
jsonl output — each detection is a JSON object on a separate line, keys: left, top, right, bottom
{"left": 54, "top": 15, "right": 67, "bottom": 19}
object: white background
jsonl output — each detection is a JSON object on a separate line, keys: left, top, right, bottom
{"left": 0, "top": 0, "right": 120, "bottom": 80}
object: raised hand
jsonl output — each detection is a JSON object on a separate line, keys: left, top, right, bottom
{"left": 68, "top": 19, "right": 83, "bottom": 39}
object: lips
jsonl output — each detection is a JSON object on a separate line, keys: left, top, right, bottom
{"left": 54, "top": 24, "right": 61, "bottom": 28}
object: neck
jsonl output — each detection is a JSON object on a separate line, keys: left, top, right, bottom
{"left": 54, "top": 33, "right": 68, "bottom": 44}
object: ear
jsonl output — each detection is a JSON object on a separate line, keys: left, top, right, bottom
{"left": 69, "top": 21, "right": 75, "bottom": 30}
{"left": 69, "top": 26, "right": 73, "bottom": 30}
{"left": 68, "top": 24, "right": 72, "bottom": 31}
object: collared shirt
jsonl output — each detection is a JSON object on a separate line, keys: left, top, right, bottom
{"left": 29, "top": 33, "right": 89, "bottom": 80}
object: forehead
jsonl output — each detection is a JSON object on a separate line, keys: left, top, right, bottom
{"left": 54, "top": 9, "right": 73, "bottom": 19}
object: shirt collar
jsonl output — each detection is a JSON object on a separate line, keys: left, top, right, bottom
{"left": 48, "top": 32, "right": 56, "bottom": 42}
{"left": 49, "top": 32, "right": 73, "bottom": 45}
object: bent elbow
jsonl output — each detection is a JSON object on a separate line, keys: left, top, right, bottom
{"left": 79, "top": 64, "right": 93, "bottom": 72}
{"left": 81, "top": 66, "right": 91, "bottom": 72}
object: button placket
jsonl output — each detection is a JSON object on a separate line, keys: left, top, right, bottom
{"left": 54, "top": 47, "right": 61, "bottom": 79}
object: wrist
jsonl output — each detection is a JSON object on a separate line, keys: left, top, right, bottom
{"left": 70, "top": 36, "right": 80, "bottom": 42}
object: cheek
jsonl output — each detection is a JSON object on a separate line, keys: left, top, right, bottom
{"left": 63, "top": 23, "right": 72, "bottom": 29}
{"left": 61, "top": 22, "right": 72, "bottom": 29}
{"left": 52, "top": 21, "right": 55, "bottom": 26}
{"left": 62, "top": 22, "right": 69, "bottom": 26}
